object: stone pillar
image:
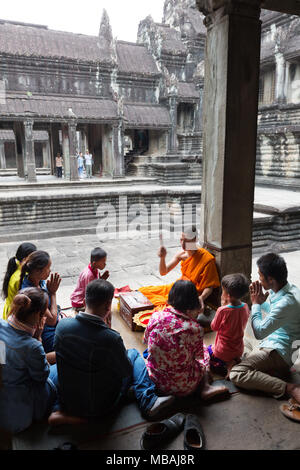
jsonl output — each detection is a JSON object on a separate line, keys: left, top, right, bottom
{"left": 112, "top": 120, "right": 125, "bottom": 178}
{"left": 68, "top": 121, "right": 79, "bottom": 181}
{"left": 168, "top": 95, "right": 178, "bottom": 154}
{"left": 81, "top": 126, "right": 88, "bottom": 154}
{"left": 13, "top": 122, "right": 25, "bottom": 178}
{"left": 61, "top": 124, "right": 70, "bottom": 179}
{"left": 24, "top": 120, "right": 37, "bottom": 182}
{"left": 275, "top": 52, "right": 286, "bottom": 104}
{"left": 197, "top": 0, "right": 261, "bottom": 281}
{"left": 0, "top": 141, "right": 6, "bottom": 169}
{"left": 49, "top": 124, "right": 60, "bottom": 175}
{"left": 42, "top": 141, "right": 50, "bottom": 168}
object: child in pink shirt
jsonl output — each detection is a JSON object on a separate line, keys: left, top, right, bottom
{"left": 209, "top": 273, "right": 250, "bottom": 377}
{"left": 71, "top": 248, "right": 109, "bottom": 313}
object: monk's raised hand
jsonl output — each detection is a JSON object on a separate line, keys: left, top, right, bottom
{"left": 250, "top": 281, "right": 269, "bottom": 305}
{"left": 158, "top": 246, "right": 167, "bottom": 258}
{"left": 101, "top": 271, "right": 110, "bottom": 280}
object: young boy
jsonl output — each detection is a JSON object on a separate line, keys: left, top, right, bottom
{"left": 208, "top": 273, "right": 250, "bottom": 378}
{"left": 70, "top": 248, "right": 109, "bottom": 314}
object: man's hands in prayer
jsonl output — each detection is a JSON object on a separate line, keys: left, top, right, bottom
{"left": 47, "top": 273, "right": 62, "bottom": 295}
{"left": 250, "top": 281, "right": 269, "bottom": 305}
{"left": 101, "top": 271, "right": 110, "bottom": 280}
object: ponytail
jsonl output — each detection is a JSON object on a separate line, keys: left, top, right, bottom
{"left": 2, "top": 257, "right": 18, "bottom": 299}
{"left": 2, "top": 243, "right": 36, "bottom": 300}
{"left": 10, "top": 288, "right": 48, "bottom": 323}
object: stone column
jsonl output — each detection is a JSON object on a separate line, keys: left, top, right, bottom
{"left": 68, "top": 121, "right": 79, "bottom": 181}
{"left": 42, "top": 141, "right": 50, "bottom": 168}
{"left": 24, "top": 120, "right": 37, "bottom": 182}
{"left": 275, "top": 51, "right": 286, "bottom": 104}
{"left": 112, "top": 120, "right": 125, "bottom": 178}
{"left": 13, "top": 122, "right": 25, "bottom": 178}
{"left": 168, "top": 95, "right": 178, "bottom": 154}
{"left": 49, "top": 124, "right": 60, "bottom": 175}
{"left": 197, "top": 0, "right": 261, "bottom": 281}
{"left": 0, "top": 141, "right": 6, "bottom": 169}
{"left": 61, "top": 124, "right": 70, "bottom": 179}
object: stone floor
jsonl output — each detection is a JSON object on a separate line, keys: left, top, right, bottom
{"left": 1, "top": 235, "right": 300, "bottom": 450}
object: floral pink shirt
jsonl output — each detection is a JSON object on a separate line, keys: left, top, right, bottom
{"left": 144, "top": 306, "right": 210, "bottom": 397}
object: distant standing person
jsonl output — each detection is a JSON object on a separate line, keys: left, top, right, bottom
{"left": 77, "top": 152, "right": 84, "bottom": 179}
{"left": 55, "top": 154, "right": 63, "bottom": 179}
{"left": 85, "top": 150, "right": 93, "bottom": 179}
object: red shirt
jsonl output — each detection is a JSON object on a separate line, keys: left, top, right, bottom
{"left": 70, "top": 264, "right": 100, "bottom": 308}
{"left": 211, "top": 303, "right": 250, "bottom": 362}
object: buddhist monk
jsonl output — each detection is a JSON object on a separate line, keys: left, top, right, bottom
{"left": 139, "top": 226, "right": 220, "bottom": 312}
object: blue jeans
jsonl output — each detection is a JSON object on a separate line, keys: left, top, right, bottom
{"left": 49, "top": 364, "right": 60, "bottom": 413}
{"left": 121, "top": 349, "right": 157, "bottom": 414}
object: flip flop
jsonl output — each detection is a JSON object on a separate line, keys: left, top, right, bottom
{"left": 280, "top": 398, "right": 300, "bottom": 423}
{"left": 184, "top": 414, "right": 205, "bottom": 451}
{"left": 141, "top": 413, "right": 185, "bottom": 450}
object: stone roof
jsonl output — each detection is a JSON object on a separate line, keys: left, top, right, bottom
{"left": 116, "top": 42, "right": 160, "bottom": 76}
{"left": 0, "top": 94, "right": 118, "bottom": 121}
{"left": 0, "top": 20, "right": 112, "bottom": 64}
{"left": 0, "top": 129, "right": 49, "bottom": 141}
{"left": 178, "top": 82, "right": 198, "bottom": 99}
{"left": 156, "top": 24, "right": 187, "bottom": 55}
{"left": 123, "top": 104, "right": 171, "bottom": 128}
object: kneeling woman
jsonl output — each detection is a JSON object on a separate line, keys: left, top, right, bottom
{"left": 20, "top": 251, "right": 61, "bottom": 354}
{"left": 0, "top": 288, "right": 57, "bottom": 434}
{"left": 144, "top": 280, "right": 228, "bottom": 399}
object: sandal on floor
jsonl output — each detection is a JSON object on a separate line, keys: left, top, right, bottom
{"left": 280, "top": 398, "right": 300, "bottom": 423}
{"left": 184, "top": 414, "right": 205, "bottom": 451}
{"left": 141, "top": 413, "right": 185, "bottom": 450}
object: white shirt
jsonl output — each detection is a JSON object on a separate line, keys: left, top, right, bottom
{"left": 85, "top": 154, "right": 93, "bottom": 166}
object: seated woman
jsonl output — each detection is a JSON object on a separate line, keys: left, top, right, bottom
{"left": 20, "top": 251, "right": 61, "bottom": 354}
{"left": 139, "top": 226, "right": 220, "bottom": 313}
{"left": 0, "top": 288, "right": 57, "bottom": 434}
{"left": 2, "top": 243, "right": 37, "bottom": 320}
{"left": 144, "top": 280, "right": 228, "bottom": 399}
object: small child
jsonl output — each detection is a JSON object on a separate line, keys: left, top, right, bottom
{"left": 70, "top": 248, "right": 109, "bottom": 314}
{"left": 209, "top": 273, "right": 250, "bottom": 378}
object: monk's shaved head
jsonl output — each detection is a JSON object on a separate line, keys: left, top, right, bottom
{"left": 183, "top": 226, "right": 198, "bottom": 241}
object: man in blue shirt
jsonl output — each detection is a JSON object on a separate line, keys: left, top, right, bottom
{"left": 230, "top": 253, "right": 300, "bottom": 405}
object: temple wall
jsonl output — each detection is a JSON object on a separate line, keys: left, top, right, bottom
{"left": 0, "top": 59, "right": 113, "bottom": 98}
{"left": 256, "top": 131, "right": 300, "bottom": 179}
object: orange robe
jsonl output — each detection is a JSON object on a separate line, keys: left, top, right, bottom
{"left": 139, "top": 248, "right": 220, "bottom": 311}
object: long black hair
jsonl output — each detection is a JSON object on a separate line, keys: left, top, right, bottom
{"left": 19, "top": 251, "right": 50, "bottom": 290}
{"left": 2, "top": 243, "right": 37, "bottom": 299}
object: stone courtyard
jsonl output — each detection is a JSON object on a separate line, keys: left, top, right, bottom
{"left": 0, "top": 233, "right": 300, "bottom": 450}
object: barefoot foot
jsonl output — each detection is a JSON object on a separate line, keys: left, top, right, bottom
{"left": 48, "top": 411, "right": 88, "bottom": 427}
{"left": 286, "top": 384, "right": 300, "bottom": 404}
{"left": 201, "top": 384, "right": 229, "bottom": 401}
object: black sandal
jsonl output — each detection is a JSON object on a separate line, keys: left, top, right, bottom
{"left": 184, "top": 414, "right": 205, "bottom": 451}
{"left": 141, "top": 413, "right": 185, "bottom": 450}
